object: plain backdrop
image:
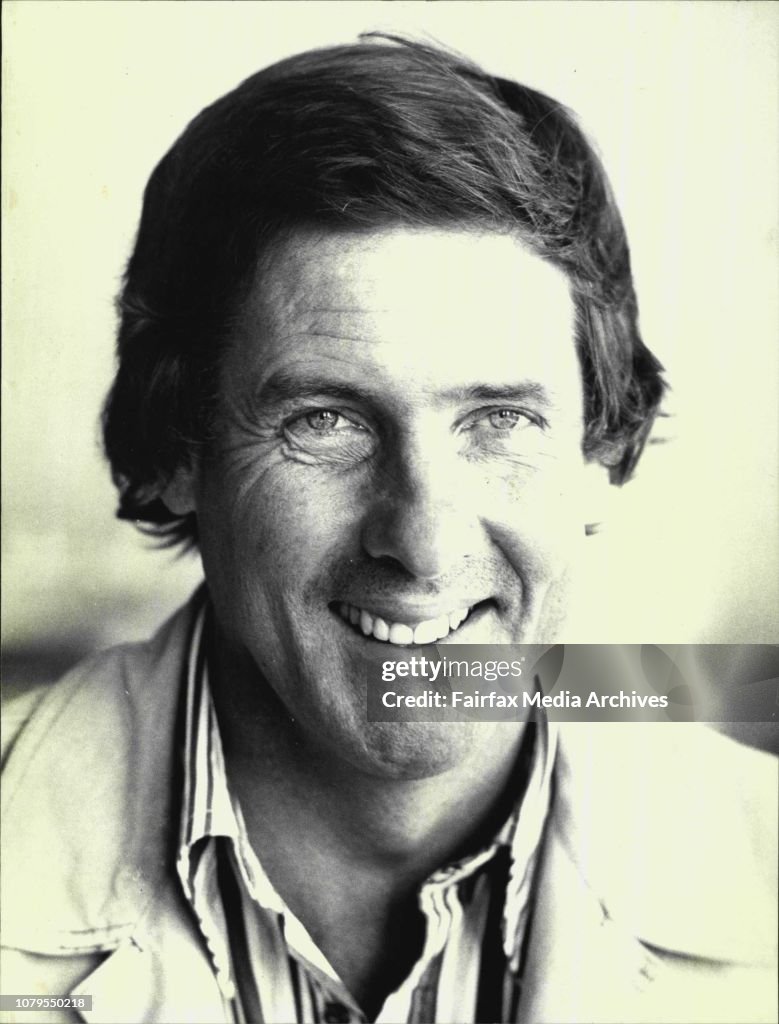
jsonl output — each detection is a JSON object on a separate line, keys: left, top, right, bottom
{"left": 2, "top": 1, "right": 778, "bottom": 680}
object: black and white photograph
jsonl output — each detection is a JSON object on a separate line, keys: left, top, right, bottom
{"left": 2, "top": 3, "right": 777, "bottom": 1022}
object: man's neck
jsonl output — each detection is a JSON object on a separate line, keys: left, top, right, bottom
{"left": 209, "top": 637, "right": 529, "bottom": 1014}
{"left": 212, "top": 650, "right": 528, "bottom": 870}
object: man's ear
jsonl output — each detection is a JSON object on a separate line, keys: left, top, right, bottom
{"left": 581, "top": 460, "right": 613, "bottom": 536}
{"left": 160, "top": 466, "right": 197, "bottom": 516}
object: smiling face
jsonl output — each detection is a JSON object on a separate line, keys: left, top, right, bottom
{"left": 177, "top": 228, "right": 596, "bottom": 777}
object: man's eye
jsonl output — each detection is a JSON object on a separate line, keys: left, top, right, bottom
{"left": 479, "top": 408, "right": 544, "bottom": 432}
{"left": 286, "top": 409, "right": 364, "bottom": 435}
{"left": 283, "top": 408, "right": 375, "bottom": 462}
{"left": 460, "top": 407, "right": 547, "bottom": 456}
{"left": 304, "top": 409, "right": 346, "bottom": 432}
{"left": 487, "top": 409, "right": 529, "bottom": 431}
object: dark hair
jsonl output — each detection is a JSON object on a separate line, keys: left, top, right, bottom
{"left": 103, "top": 35, "right": 665, "bottom": 547}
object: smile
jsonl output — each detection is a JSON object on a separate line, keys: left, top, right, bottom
{"left": 336, "top": 602, "right": 474, "bottom": 645}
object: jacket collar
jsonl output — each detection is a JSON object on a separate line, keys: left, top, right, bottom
{"left": 1, "top": 596, "right": 200, "bottom": 953}
{"left": 550, "top": 722, "right": 777, "bottom": 965}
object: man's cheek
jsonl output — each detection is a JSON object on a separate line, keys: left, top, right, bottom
{"left": 487, "top": 492, "right": 583, "bottom": 579}
{"left": 484, "top": 466, "right": 578, "bottom": 524}
{"left": 229, "top": 495, "right": 355, "bottom": 596}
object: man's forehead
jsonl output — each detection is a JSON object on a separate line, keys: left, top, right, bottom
{"left": 248, "top": 226, "right": 574, "bottom": 331}
{"left": 223, "top": 227, "right": 581, "bottom": 411}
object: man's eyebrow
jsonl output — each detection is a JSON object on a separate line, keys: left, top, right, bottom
{"left": 441, "top": 382, "right": 553, "bottom": 405}
{"left": 255, "top": 371, "right": 554, "bottom": 407}
{"left": 255, "top": 371, "right": 369, "bottom": 406}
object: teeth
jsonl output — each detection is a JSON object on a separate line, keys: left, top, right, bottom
{"left": 337, "top": 603, "right": 472, "bottom": 646}
{"left": 434, "top": 614, "right": 450, "bottom": 640}
{"left": 412, "top": 619, "right": 438, "bottom": 645}
{"left": 373, "top": 616, "right": 390, "bottom": 642}
{"left": 388, "top": 623, "right": 414, "bottom": 645}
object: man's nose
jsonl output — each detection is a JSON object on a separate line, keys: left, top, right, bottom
{"left": 360, "top": 443, "right": 480, "bottom": 580}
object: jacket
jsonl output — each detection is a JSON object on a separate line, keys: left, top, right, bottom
{"left": 2, "top": 599, "right": 777, "bottom": 1023}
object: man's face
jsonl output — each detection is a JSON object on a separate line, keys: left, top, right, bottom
{"left": 188, "top": 228, "right": 593, "bottom": 777}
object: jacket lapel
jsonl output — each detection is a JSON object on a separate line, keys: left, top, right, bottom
{"left": 520, "top": 823, "right": 656, "bottom": 1024}
{"left": 520, "top": 723, "right": 779, "bottom": 1024}
{"left": 71, "top": 886, "right": 230, "bottom": 1024}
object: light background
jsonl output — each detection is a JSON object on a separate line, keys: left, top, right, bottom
{"left": 3, "top": 1, "right": 778, "bottom": 683}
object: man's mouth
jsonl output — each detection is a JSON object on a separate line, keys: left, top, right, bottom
{"left": 334, "top": 600, "right": 490, "bottom": 645}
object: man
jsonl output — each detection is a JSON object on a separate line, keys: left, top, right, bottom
{"left": 2, "top": 37, "right": 776, "bottom": 1024}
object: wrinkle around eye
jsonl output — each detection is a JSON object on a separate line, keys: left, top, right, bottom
{"left": 280, "top": 433, "right": 376, "bottom": 467}
{"left": 211, "top": 394, "right": 281, "bottom": 446}
{"left": 462, "top": 419, "right": 548, "bottom": 460}
{"left": 281, "top": 411, "right": 377, "bottom": 465}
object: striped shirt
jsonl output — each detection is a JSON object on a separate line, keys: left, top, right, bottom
{"left": 177, "top": 604, "right": 557, "bottom": 1024}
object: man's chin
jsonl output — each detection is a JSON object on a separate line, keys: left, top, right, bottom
{"left": 325, "top": 719, "right": 494, "bottom": 782}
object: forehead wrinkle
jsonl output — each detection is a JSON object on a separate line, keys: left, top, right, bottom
{"left": 256, "top": 301, "right": 401, "bottom": 352}
{"left": 247, "top": 249, "right": 331, "bottom": 340}
{"left": 307, "top": 306, "right": 393, "bottom": 314}
{"left": 256, "top": 231, "right": 460, "bottom": 335}
{"left": 252, "top": 274, "right": 388, "bottom": 338}
{"left": 303, "top": 330, "right": 380, "bottom": 345}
